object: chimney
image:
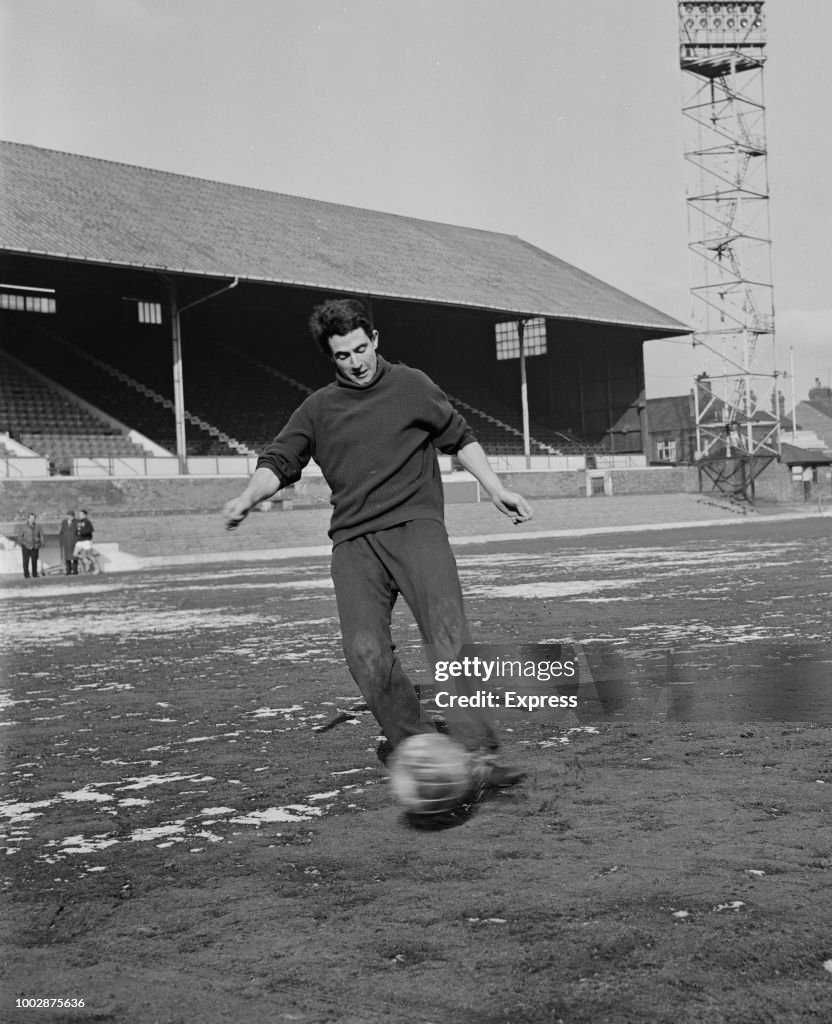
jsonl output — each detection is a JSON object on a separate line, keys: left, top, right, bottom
{"left": 808, "top": 378, "right": 832, "bottom": 408}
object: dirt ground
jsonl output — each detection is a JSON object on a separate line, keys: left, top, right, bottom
{"left": 1, "top": 517, "right": 831, "bottom": 1023}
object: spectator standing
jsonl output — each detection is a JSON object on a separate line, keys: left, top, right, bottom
{"left": 71, "top": 509, "right": 94, "bottom": 574}
{"left": 17, "top": 512, "right": 45, "bottom": 579}
{"left": 59, "top": 509, "right": 76, "bottom": 575}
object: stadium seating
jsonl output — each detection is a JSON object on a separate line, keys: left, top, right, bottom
{"left": 0, "top": 326, "right": 243, "bottom": 457}
{"left": 448, "top": 388, "right": 604, "bottom": 456}
{"left": 0, "top": 349, "right": 160, "bottom": 470}
{"left": 172, "top": 338, "right": 312, "bottom": 450}
{"left": 178, "top": 341, "right": 607, "bottom": 457}
{"left": 1, "top": 319, "right": 606, "bottom": 465}
{"left": 182, "top": 339, "right": 587, "bottom": 456}
{"left": 18, "top": 324, "right": 306, "bottom": 452}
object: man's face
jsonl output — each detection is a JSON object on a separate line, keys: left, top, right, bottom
{"left": 328, "top": 327, "right": 378, "bottom": 387}
{"left": 27, "top": 514, "right": 35, "bottom": 525}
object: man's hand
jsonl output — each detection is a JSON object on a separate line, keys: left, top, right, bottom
{"left": 223, "top": 496, "right": 251, "bottom": 531}
{"left": 490, "top": 488, "right": 533, "bottom": 525}
{"left": 222, "top": 467, "right": 282, "bottom": 531}
{"left": 454, "top": 442, "right": 533, "bottom": 526}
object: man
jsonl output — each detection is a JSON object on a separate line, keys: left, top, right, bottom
{"left": 59, "top": 510, "right": 76, "bottom": 575}
{"left": 72, "top": 510, "right": 94, "bottom": 574}
{"left": 224, "top": 298, "right": 533, "bottom": 790}
{"left": 17, "top": 512, "right": 45, "bottom": 579}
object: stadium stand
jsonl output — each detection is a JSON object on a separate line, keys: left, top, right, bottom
{"left": 0, "top": 348, "right": 157, "bottom": 471}
{"left": 173, "top": 338, "right": 608, "bottom": 457}
{"left": 38, "top": 327, "right": 310, "bottom": 453}
{"left": 449, "top": 388, "right": 605, "bottom": 456}
{"left": 1, "top": 324, "right": 251, "bottom": 458}
{"left": 169, "top": 338, "right": 313, "bottom": 451}
{"left": 0, "top": 143, "right": 690, "bottom": 477}
{"left": 2, "top": 318, "right": 604, "bottom": 465}
{"left": 443, "top": 391, "right": 554, "bottom": 456}
{"left": 167, "top": 337, "right": 603, "bottom": 458}
{"left": 186, "top": 339, "right": 592, "bottom": 456}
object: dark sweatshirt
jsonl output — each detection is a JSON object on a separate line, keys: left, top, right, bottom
{"left": 257, "top": 357, "right": 475, "bottom": 546}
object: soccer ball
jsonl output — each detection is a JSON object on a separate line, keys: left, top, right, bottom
{"left": 389, "top": 732, "right": 473, "bottom": 816}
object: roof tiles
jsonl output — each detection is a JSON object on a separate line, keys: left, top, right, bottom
{"left": 0, "top": 141, "right": 688, "bottom": 334}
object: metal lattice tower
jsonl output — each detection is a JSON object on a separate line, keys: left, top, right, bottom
{"left": 679, "top": 1, "right": 779, "bottom": 475}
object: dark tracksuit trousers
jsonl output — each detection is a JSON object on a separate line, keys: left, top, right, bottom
{"left": 331, "top": 518, "right": 497, "bottom": 753}
{"left": 21, "top": 547, "right": 40, "bottom": 578}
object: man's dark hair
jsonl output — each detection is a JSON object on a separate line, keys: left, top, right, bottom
{"left": 309, "top": 298, "right": 374, "bottom": 357}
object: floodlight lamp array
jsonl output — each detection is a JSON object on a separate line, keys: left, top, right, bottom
{"left": 680, "top": 2, "right": 764, "bottom": 39}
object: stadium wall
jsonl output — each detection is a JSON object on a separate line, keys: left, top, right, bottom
{"left": 0, "top": 458, "right": 810, "bottom": 526}
{"left": 0, "top": 462, "right": 821, "bottom": 572}
{"left": 0, "top": 468, "right": 685, "bottom": 566}
{"left": 0, "top": 467, "right": 695, "bottom": 520}
{"left": 2, "top": 460, "right": 808, "bottom": 524}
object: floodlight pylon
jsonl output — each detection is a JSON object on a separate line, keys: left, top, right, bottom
{"left": 678, "top": 1, "right": 779, "bottom": 489}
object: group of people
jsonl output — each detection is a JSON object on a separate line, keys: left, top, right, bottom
{"left": 16, "top": 509, "right": 96, "bottom": 578}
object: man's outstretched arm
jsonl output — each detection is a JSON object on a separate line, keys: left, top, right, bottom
{"left": 223, "top": 467, "right": 283, "bottom": 530}
{"left": 455, "top": 441, "right": 533, "bottom": 524}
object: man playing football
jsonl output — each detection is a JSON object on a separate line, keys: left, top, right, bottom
{"left": 224, "top": 297, "right": 532, "bottom": 789}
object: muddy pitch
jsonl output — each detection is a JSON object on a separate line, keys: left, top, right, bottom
{"left": 2, "top": 518, "right": 831, "bottom": 1023}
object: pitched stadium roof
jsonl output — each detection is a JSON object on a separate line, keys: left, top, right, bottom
{"left": 0, "top": 141, "right": 688, "bottom": 335}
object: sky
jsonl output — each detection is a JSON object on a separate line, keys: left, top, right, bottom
{"left": 0, "top": 0, "right": 829, "bottom": 402}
